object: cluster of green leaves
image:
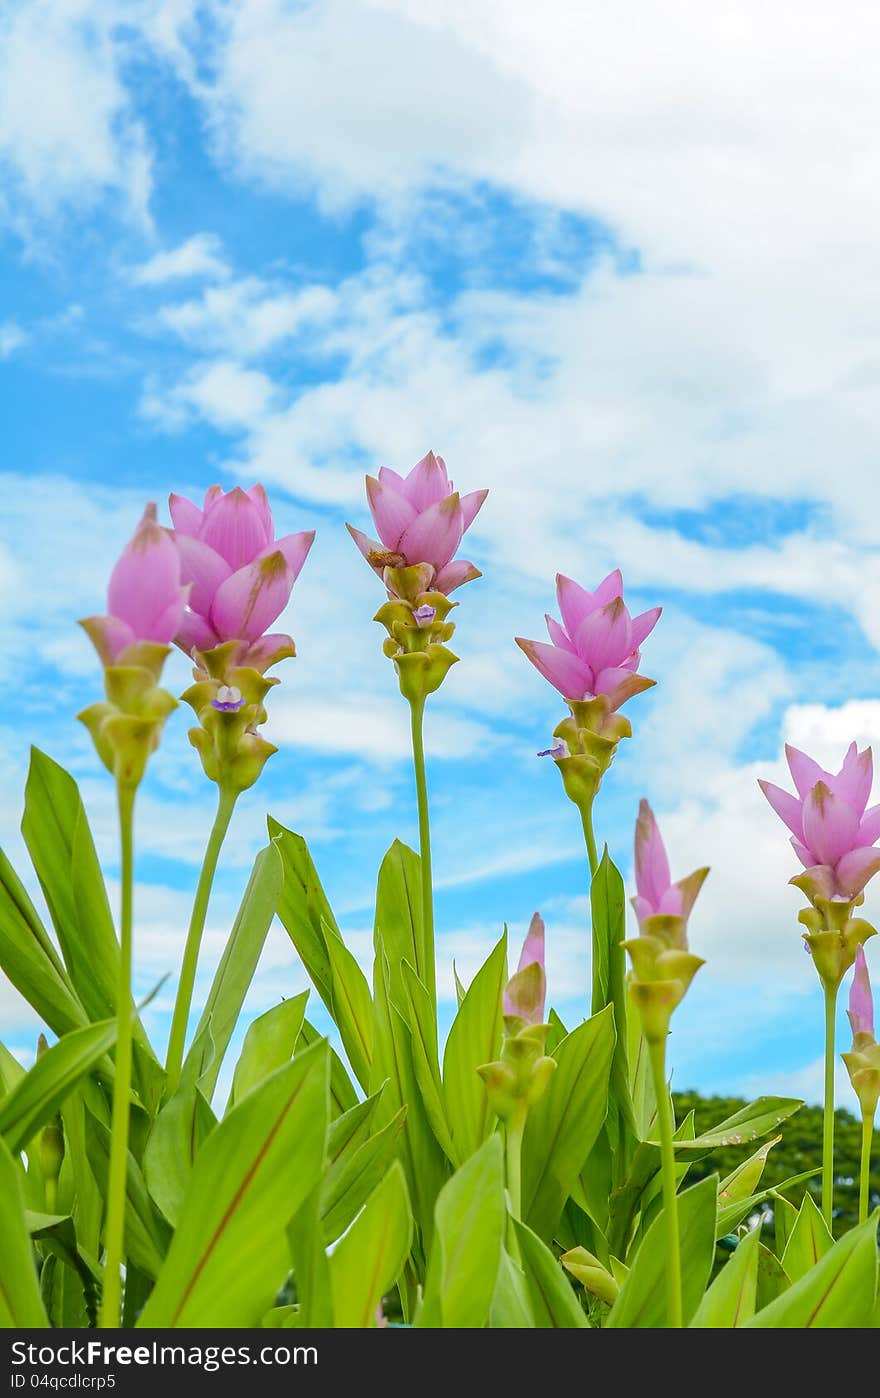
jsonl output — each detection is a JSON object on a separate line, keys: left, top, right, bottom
{"left": 0, "top": 749, "right": 878, "bottom": 1328}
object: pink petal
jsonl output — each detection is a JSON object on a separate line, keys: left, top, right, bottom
{"left": 657, "top": 885, "right": 684, "bottom": 917}
{"left": 210, "top": 551, "right": 294, "bottom": 641}
{"left": 346, "top": 522, "right": 384, "bottom": 572}
{"left": 258, "top": 530, "right": 315, "bottom": 584}
{"left": 432, "top": 558, "right": 481, "bottom": 594}
{"left": 632, "top": 893, "right": 654, "bottom": 927}
{"left": 630, "top": 607, "right": 662, "bottom": 649}
{"left": 574, "top": 598, "right": 633, "bottom": 673}
{"left": 402, "top": 451, "right": 451, "bottom": 510}
{"left": 594, "top": 664, "right": 640, "bottom": 695}
{"left": 169, "top": 492, "right": 203, "bottom": 537}
{"left": 592, "top": 569, "right": 624, "bottom": 607}
{"left": 377, "top": 465, "right": 406, "bottom": 492}
{"left": 758, "top": 779, "right": 804, "bottom": 839}
{"left": 848, "top": 943, "right": 875, "bottom": 1037}
{"left": 175, "top": 609, "right": 219, "bottom": 656}
{"left": 365, "top": 475, "right": 418, "bottom": 550}
{"left": 149, "top": 592, "right": 188, "bottom": 646}
{"left": 242, "top": 632, "right": 296, "bottom": 672}
{"left": 802, "top": 782, "right": 861, "bottom": 866}
{"left": 246, "top": 484, "right": 274, "bottom": 542}
{"left": 108, "top": 504, "right": 184, "bottom": 643}
{"left": 546, "top": 614, "right": 576, "bottom": 652}
{"left": 203, "top": 484, "right": 223, "bottom": 510}
{"left": 621, "top": 649, "right": 641, "bottom": 672}
{"left": 459, "top": 488, "right": 488, "bottom": 533}
{"left": 556, "top": 574, "right": 596, "bottom": 638}
{"left": 598, "top": 670, "right": 656, "bottom": 711}
{"left": 634, "top": 799, "right": 671, "bottom": 909}
{"left": 836, "top": 743, "right": 873, "bottom": 816}
{"left": 791, "top": 837, "right": 815, "bottom": 869}
{"left": 515, "top": 637, "right": 593, "bottom": 698}
{"left": 199, "top": 486, "right": 273, "bottom": 570}
{"left": 80, "top": 614, "right": 137, "bottom": 666}
{"left": 835, "top": 847, "right": 880, "bottom": 902}
{"left": 785, "top": 744, "right": 829, "bottom": 799}
{"left": 174, "top": 534, "right": 232, "bottom": 616}
{"left": 516, "top": 911, "right": 545, "bottom": 975}
{"left": 859, "top": 803, "right": 880, "bottom": 846}
{"left": 398, "top": 494, "right": 463, "bottom": 569}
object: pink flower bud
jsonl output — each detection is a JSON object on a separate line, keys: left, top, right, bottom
{"left": 516, "top": 570, "right": 660, "bottom": 711}
{"left": 848, "top": 944, "right": 875, "bottom": 1039}
{"left": 503, "top": 912, "right": 547, "bottom": 1024}
{"left": 632, "top": 799, "right": 707, "bottom": 931}
{"left": 346, "top": 451, "right": 487, "bottom": 595}
{"left": 81, "top": 504, "right": 188, "bottom": 666}
{"left": 758, "top": 742, "right": 880, "bottom": 901}
{"left": 169, "top": 483, "right": 314, "bottom": 670}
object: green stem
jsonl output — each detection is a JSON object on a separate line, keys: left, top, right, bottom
{"left": 858, "top": 1112, "right": 873, "bottom": 1226}
{"left": 647, "top": 1037, "right": 682, "bottom": 1329}
{"left": 504, "top": 1103, "right": 527, "bottom": 1262}
{"left": 822, "top": 983, "right": 837, "bottom": 1229}
{"left": 99, "top": 782, "right": 136, "bottom": 1329}
{"left": 165, "top": 787, "right": 237, "bottom": 1093}
{"left": 408, "top": 697, "right": 436, "bottom": 1007}
{"left": 579, "top": 801, "right": 599, "bottom": 878}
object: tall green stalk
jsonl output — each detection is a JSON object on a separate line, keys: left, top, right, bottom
{"left": 648, "top": 1037, "right": 683, "bottom": 1329}
{"left": 165, "top": 787, "right": 237, "bottom": 1092}
{"left": 99, "top": 782, "right": 136, "bottom": 1328}
{"left": 408, "top": 696, "right": 437, "bottom": 1007}
{"left": 822, "top": 984, "right": 837, "bottom": 1228}
{"left": 858, "top": 1113, "right": 873, "bottom": 1225}
{"left": 580, "top": 801, "right": 599, "bottom": 878}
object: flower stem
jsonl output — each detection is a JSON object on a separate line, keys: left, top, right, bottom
{"left": 647, "top": 1036, "right": 682, "bottom": 1329}
{"left": 504, "top": 1103, "right": 527, "bottom": 1261}
{"left": 858, "top": 1112, "right": 873, "bottom": 1225}
{"left": 165, "top": 787, "right": 237, "bottom": 1093}
{"left": 579, "top": 801, "right": 599, "bottom": 878}
{"left": 99, "top": 782, "right": 136, "bottom": 1329}
{"left": 822, "top": 982, "right": 837, "bottom": 1229}
{"left": 408, "top": 697, "right": 436, "bottom": 1007}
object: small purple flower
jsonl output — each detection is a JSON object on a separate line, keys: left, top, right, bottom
{"left": 413, "top": 604, "right": 436, "bottom": 627}
{"left": 538, "top": 742, "right": 568, "bottom": 759}
{"left": 211, "top": 684, "right": 245, "bottom": 713}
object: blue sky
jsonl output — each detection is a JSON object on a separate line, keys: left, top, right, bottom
{"left": 2, "top": 0, "right": 880, "bottom": 1108}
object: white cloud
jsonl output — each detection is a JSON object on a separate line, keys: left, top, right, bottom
{"left": 151, "top": 276, "right": 337, "bottom": 356}
{"left": 141, "top": 360, "right": 277, "bottom": 431}
{"left": 132, "top": 233, "right": 229, "bottom": 286}
{"left": 0, "top": 320, "right": 28, "bottom": 356}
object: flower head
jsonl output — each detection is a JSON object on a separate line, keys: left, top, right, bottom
{"left": 169, "top": 483, "right": 314, "bottom": 672}
{"left": 503, "top": 913, "right": 546, "bottom": 1025}
{"left": 516, "top": 570, "right": 660, "bottom": 711}
{"left": 848, "top": 944, "right": 875, "bottom": 1040}
{"left": 81, "top": 504, "right": 188, "bottom": 666}
{"left": 759, "top": 743, "right": 880, "bottom": 902}
{"left": 346, "top": 451, "right": 487, "bottom": 596}
{"left": 632, "top": 799, "right": 707, "bottom": 932}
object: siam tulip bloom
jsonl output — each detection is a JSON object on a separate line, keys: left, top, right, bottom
{"left": 346, "top": 450, "right": 488, "bottom": 596}
{"left": 81, "top": 504, "right": 188, "bottom": 666}
{"left": 169, "top": 484, "right": 314, "bottom": 671}
{"left": 848, "top": 944, "right": 875, "bottom": 1040}
{"left": 503, "top": 913, "right": 547, "bottom": 1025}
{"left": 516, "top": 569, "right": 661, "bottom": 712}
{"left": 758, "top": 743, "right": 880, "bottom": 902}
{"left": 632, "top": 799, "right": 707, "bottom": 930}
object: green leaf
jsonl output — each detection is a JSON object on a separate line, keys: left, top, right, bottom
{"left": 0, "top": 846, "right": 88, "bottom": 1037}
{"left": 523, "top": 1004, "right": 615, "bottom": 1239}
{"left": 664, "top": 1097, "right": 803, "bottom": 1150}
{"left": 298, "top": 1018, "right": 357, "bottom": 1117}
{"left": 607, "top": 1175, "right": 718, "bottom": 1328}
{"left": 183, "top": 841, "right": 283, "bottom": 1098}
{"left": 590, "top": 851, "right": 636, "bottom": 1147}
{"left": 400, "top": 960, "right": 455, "bottom": 1161}
{"left": 228, "top": 992, "right": 308, "bottom": 1108}
{"left": 328, "top": 1162, "right": 412, "bottom": 1327}
{"left": 416, "top": 1135, "right": 506, "bottom": 1329}
{"left": 85, "top": 1114, "right": 168, "bottom": 1279}
{"left": 749, "top": 1214, "right": 878, "bottom": 1327}
{"left": 691, "top": 1225, "right": 762, "bottom": 1327}
{"left": 139, "top": 1040, "right": 329, "bottom": 1328}
{"left": 373, "top": 840, "right": 427, "bottom": 997}
{"left": 288, "top": 1184, "right": 333, "bottom": 1329}
{"left": 513, "top": 1220, "right": 590, "bottom": 1328}
{"left": 0, "top": 1039, "right": 26, "bottom": 1098}
{"left": 270, "top": 820, "right": 338, "bottom": 1008}
{"left": 490, "top": 1251, "right": 533, "bottom": 1328}
{"left": 144, "top": 1084, "right": 217, "bottom": 1227}
{"left": 321, "top": 1105, "right": 407, "bottom": 1244}
{"left": 442, "top": 934, "right": 507, "bottom": 1166}
{"left": 323, "top": 919, "right": 373, "bottom": 1091}
{"left": 718, "top": 1135, "right": 781, "bottom": 1206}
{"left": 326, "top": 1090, "right": 384, "bottom": 1162}
{"left": 0, "top": 1135, "right": 50, "bottom": 1326}
{"left": 715, "top": 1167, "right": 820, "bottom": 1238}
{"left": 781, "top": 1191, "right": 834, "bottom": 1283}
{"left": 0, "top": 1019, "right": 117, "bottom": 1154}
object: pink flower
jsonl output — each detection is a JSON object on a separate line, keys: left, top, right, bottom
{"left": 632, "top": 800, "right": 706, "bottom": 930}
{"left": 848, "top": 944, "right": 875, "bottom": 1039}
{"left": 81, "top": 504, "right": 188, "bottom": 665}
{"left": 759, "top": 743, "right": 880, "bottom": 901}
{"left": 346, "top": 451, "right": 488, "bottom": 595}
{"left": 169, "top": 484, "right": 314, "bottom": 670}
{"left": 516, "top": 570, "right": 661, "bottom": 711}
{"left": 503, "top": 912, "right": 546, "bottom": 1025}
